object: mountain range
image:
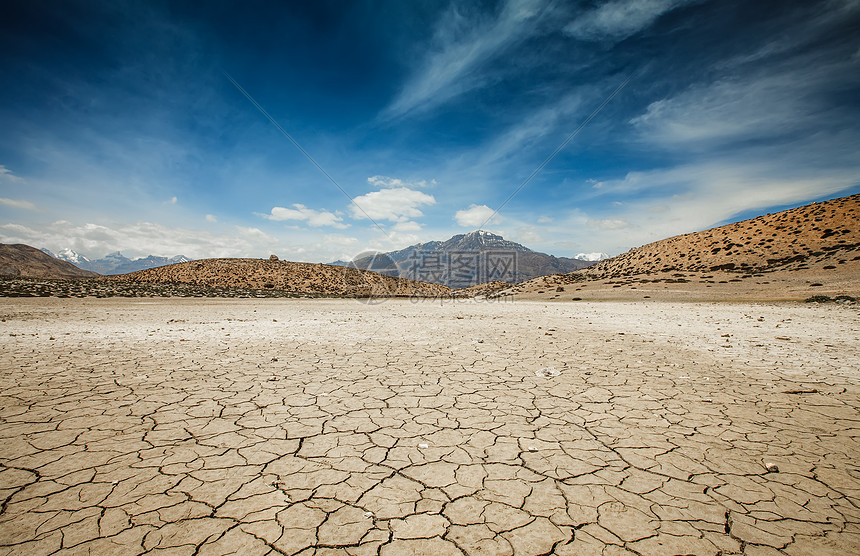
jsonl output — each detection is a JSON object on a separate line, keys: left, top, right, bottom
{"left": 40, "top": 248, "right": 192, "bottom": 275}
{"left": 333, "top": 230, "right": 601, "bottom": 287}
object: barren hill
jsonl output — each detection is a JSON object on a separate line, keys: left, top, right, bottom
{"left": 0, "top": 243, "right": 99, "bottom": 279}
{"left": 506, "top": 193, "right": 860, "bottom": 301}
{"left": 99, "top": 258, "right": 451, "bottom": 297}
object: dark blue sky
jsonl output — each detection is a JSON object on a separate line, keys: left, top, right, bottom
{"left": 1, "top": 0, "right": 858, "bottom": 260}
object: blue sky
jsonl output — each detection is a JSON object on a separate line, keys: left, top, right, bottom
{"left": 1, "top": 0, "right": 858, "bottom": 262}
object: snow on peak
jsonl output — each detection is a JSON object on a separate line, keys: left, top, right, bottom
{"left": 57, "top": 248, "right": 90, "bottom": 264}
{"left": 574, "top": 252, "right": 610, "bottom": 262}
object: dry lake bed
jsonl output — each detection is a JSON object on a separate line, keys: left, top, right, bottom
{"left": 1, "top": 298, "right": 859, "bottom": 555}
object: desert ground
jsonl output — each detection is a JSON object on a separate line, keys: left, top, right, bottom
{"left": 1, "top": 297, "right": 859, "bottom": 555}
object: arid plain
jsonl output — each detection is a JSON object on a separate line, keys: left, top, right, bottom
{"left": 1, "top": 297, "right": 859, "bottom": 555}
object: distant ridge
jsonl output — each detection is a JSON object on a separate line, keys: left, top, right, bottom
{"left": 41, "top": 248, "right": 192, "bottom": 274}
{"left": 1, "top": 244, "right": 98, "bottom": 279}
{"left": 100, "top": 258, "right": 450, "bottom": 297}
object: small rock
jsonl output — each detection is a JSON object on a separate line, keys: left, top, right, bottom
{"left": 418, "top": 443, "right": 429, "bottom": 449}
{"left": 536, "top": 367, "right": 560, "bottom": 378}
{"left": 528, "top": 446, "right": 537, "bottom": 452}
{"left": 765, "top": 462, "right": 780, "bottom": 473}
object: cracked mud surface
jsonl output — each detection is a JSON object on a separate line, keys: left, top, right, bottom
{"left": 1, "top": 298, "right": 859, "bottom": 555}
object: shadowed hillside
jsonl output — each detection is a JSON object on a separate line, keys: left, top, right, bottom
{"left": 0, "top": 243, "right": 99, "bottom": 279}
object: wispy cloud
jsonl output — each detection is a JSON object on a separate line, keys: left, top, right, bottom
{"left": 564, "top": 0, "right": 693, "bottom": 41}
{"left": 367, "top": 175, "right": 436, "bottom": 189}
{"left": 631, "top": 64, "right": 855, "bottom": 148}
{"left": 0, "top": 198, "right": 37, "bottom": 210}
{"left": 383, "top": 0, "right": 546, "bottom": 118}
{"left": 261, "top": 204, "right": 347, "bottom": 228}
{"left": 0, "top": 165, "right": 23, "bottom": 183}
{"left": 476, "top": 92, "right": 585, "bottom": 167}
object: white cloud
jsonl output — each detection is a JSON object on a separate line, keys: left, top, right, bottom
{"left": 392, "top": 221, "right": 422, "bottom": 232}
{"left": 0, "top": 165, "right": 23, "bottom": 183}
{"left": 167, "top": 196, "right": 178, "bottom": 204}
{"left": 587, "top": 218, "right": 630, "bottom": 230}
{"left": 384, "top": 0, "right": 545, "bottom": 118}
{"left": 0, "top": 198, "right": 37, "bottom": 210}
{"left": 350, "top": 188, "right": 435, "bottom": 222}
{"left": 454, "top": 204, "right": 500, "bottom": 227}
{"left": 262, "top": 204, "right": 347, "bottom": 228}
{"left": 514, "top": 226, "right": 543, "bottom": 244}
{"left": 0, "top": 220, "right": 277, "bottom": 260}
{"left": 564, "top": 0, "right": 692, "bottom": 41}
{"left": 537, "top": 215, "right": 554, "bottom": 223}
{"left": 205, "top": 214, "right": 217, "bottom": 223}
{"left": 236, "top": 226, "right": 277, "bottom": 243}
{"left": 367, "top": 175, "right": 436, "bottom": 189}
{"left": 321, "top": 234, "right": 360, "bottom": 256}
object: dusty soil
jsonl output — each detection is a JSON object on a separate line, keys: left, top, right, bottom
{"left": 508, "top": 266, "right": 860, "bottom": 302}
{"left": 1, "top": 298, "right": 859, "bottom": 555}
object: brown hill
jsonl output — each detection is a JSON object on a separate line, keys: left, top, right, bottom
{"left": 99, "top": 258, "right": 451, "bottom": 297}
{"left": 0, "top": 243, "right": 99, "bottom": 279}
{"left": 505, "top": 193, "right": 860, "bottom": 301}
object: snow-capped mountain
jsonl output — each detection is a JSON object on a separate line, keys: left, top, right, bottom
{"left": 58, "top": 248, "right": 91, "bottom": 266}
{"left": 41, "top": 249, "right": 193, "bottom": 275}
{"left": 40, "top": 247, "right": 92, "bottom": 266}
{"left": 574, "top": 252, "right": 610, "bottom": 262}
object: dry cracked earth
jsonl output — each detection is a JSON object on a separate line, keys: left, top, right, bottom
{"left": 1, "top": 298, "right": 859, "bottom": 555}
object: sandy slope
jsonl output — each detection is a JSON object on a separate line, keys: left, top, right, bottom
{"left": 507, "top": 194, "right": 860, "bottom": 301}
{"left": 100, "top": 258, "right": 451, "bottom": 297}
